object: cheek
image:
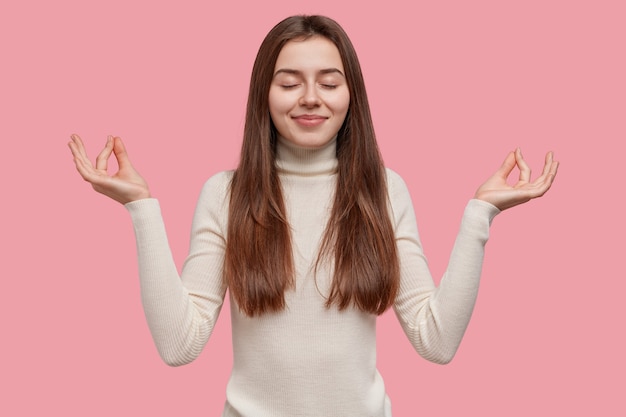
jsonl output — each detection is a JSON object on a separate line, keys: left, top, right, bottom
{"left": 268, "top": 90, "right": 280, "bottom": 116}
{"left": 268, "top": 90, "right": 290, "bottom": 134}
{"left": 268, "top": 88, "right": 295, "bottom": 115}
{"left": 330, "top": 92, "right": 350, "bottom": 116}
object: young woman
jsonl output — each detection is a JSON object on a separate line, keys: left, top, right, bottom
{"left": 68, "top": 15, "right": 558, "bottom": 417}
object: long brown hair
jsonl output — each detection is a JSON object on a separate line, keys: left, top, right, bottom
{"left": 225, "top": 15, "right": 399, "bottom": 316}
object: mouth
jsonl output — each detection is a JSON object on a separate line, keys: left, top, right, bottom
{"left": 292, "top": 114, "right": 328, "bottom": 127}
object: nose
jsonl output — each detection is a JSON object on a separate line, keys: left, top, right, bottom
{"left": 298, "top": 84, "right": 321, "bottom": 107}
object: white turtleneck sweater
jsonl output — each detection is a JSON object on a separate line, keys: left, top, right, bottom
{"left": 125, "top": 137, "right": 500, "bottom": 417}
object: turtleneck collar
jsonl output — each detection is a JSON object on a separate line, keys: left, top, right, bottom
{"left": 275, "top": 135, "right": 338, "bottom": 176}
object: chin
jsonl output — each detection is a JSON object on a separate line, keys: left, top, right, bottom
{"left": 287, "top": 132, "right": 336, "bottom": 149}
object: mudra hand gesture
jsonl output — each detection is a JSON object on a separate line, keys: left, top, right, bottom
{"left": 69, "top": 135, "right": 558, "bottom": 210}
{"left": 68, "top": 134, "right": 151, "bottom": 204}
{"left": 474, "top": 148, "right": 559, "bottom": 211}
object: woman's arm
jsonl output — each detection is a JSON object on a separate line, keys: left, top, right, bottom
{"left": 68, "top": 135, "right": 228, "bottom": 366}
{"left": 125, "top": 177, "right": 229, "bottom": 366}
{"left": 390, "top": 150, "right": 558, "bottom": 364}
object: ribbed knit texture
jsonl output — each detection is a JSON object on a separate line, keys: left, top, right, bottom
{"left": 126, "top": 137, "right": 500, "bottom": 417}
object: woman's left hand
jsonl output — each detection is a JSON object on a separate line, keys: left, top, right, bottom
{"left": 474, "top": 148, "right": 559, "bottom": 211}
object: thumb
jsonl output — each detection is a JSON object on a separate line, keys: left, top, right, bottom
{"left": 494, "top": 150, "right": 516, "bottom": 179}
{"left": 112, "top": 136, "right": 133, "bottom": 169}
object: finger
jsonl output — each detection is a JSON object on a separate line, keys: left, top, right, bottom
{"left": 95, "top": 136, "right": 115, "bottom": 171}
{"left": 547, "top": 153, "right": 559, "bottom": 179}
{"left": 68, "top": 139, "right": 94, "bottom": 170}
{"left": 549, "top": 159, "right": 560, "bottom": 179}
{"left": 530, "top": 176, "right": 555, "bottom": 198}
{"left": 71, "top": 147, "right": 101, "bottom": 183}
{"left": 529, "top": 152, "right": 559, "bottom": 189}
{"left": 69, "top": 134, "right": 90, "bottom": 160}
{"left": 526, "top": 159, "right": 559, "bottom": 198}
{"left": 515, "top": 147, "right": 532, "bottom": 183}
{"left": 494, "top": 151, "right": 517, "bottom": 179}
{"left": 112, "top": 136, "right": 133, "bottom": 169}
{"left": 540, "top": 151, "right": 554, "bottom": 177}
{"left": 541, "top": 160, "right": 559, "bottom": 190}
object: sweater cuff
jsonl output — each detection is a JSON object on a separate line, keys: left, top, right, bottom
{"left": 125, "top": 198, "right": 163, "bottom": 230}
{"left": 466, "top": 199, "right": 501, "bottom": 225}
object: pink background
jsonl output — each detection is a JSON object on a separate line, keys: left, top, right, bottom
{"left": 1, "top": 0, "right": 624, "bottom": 415}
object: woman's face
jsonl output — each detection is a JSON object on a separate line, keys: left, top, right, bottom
{"left": 269, "top": 36, "right": 350, "bottom": 148}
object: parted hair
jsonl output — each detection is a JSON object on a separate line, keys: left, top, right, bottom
{"left": 225, "top": 15, "right": 400, "bottom": 316}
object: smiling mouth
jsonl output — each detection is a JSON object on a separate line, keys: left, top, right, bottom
{"left": 292, "top": 115, "right": 328, "bottom": 127}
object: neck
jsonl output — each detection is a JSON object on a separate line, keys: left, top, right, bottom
{"left": 275, "top": 136, "right": 338, "bottom": 176}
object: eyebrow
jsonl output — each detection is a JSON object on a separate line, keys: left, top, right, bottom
{"left": 273, "top": 68, "right": 345, "bottom": 78}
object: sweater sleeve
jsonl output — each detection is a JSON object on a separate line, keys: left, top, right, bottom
{"left": 125, "top": 171, "right": 231, "bottom": 366}
{"left": 388, "top": 169, "right": 500, "bottom": 364}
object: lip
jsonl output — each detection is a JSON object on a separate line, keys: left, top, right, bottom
{"left": 292, "top": 114, "right": 328, "bottom": 127}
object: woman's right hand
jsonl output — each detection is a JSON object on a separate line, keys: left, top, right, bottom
{"left": 68, "top": 134, "right": 151, "bottom": 204}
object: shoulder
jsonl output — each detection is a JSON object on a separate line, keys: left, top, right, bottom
{"left": 385, "top": 167, "right": 411, "bottom": 201}
{"left": 198, "top": 170, "right": 234, "bottom": 200}
{"left": 384, "top": 167, "right": 417, "bottom": 229}
{"left": 202, "top": 170, "right": 234, "bottom": 191}
{"left": 194, "top": 170, "right": 234, "bottom": 218}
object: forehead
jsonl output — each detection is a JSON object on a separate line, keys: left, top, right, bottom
{"left": 274, "top": 36, "right": 344, "bottom": 73}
